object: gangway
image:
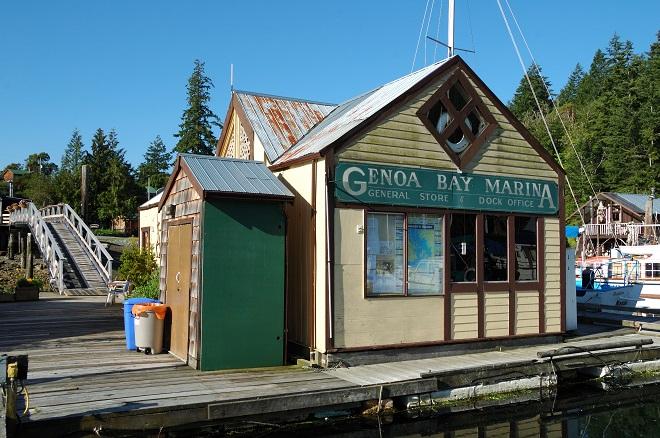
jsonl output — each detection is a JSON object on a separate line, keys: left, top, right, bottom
{"left": 9, "top": 203, "right": 113, "bottom": 294}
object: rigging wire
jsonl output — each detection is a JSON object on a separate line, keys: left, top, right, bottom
{"left": 503, "top": 0, "right": 598, "bottom": 202}
{"left": 424, "top": 0, "right": 437, "bottom": 65}
{"left": 412, "top": 0, "right": 432, "bottom": 72}
{"left": 433, "top": 0, "right": 445, "bottom": 62}
{"left": 465, "top": 0, "right": 477, "bottom": 55}
{"left": 495, "top": 0, "right": 587, "bottom": 226}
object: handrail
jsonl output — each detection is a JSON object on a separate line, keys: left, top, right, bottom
{"left": 9, "top": 203, "right": 66, "bottom": 293}
{"left": 40, "top": 204, "right": 114, "bottom": 283}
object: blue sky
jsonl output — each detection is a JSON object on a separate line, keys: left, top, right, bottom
{"left": 1, "top": 1, "right": 658, "bottom": 169}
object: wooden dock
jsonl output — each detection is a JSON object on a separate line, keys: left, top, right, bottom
{"left": 3, "top": 293, "right": 660, "bottom": 437}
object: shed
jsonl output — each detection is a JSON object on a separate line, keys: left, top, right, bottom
{"left": 158, "top": 154, "right": 294, "bottom": 370}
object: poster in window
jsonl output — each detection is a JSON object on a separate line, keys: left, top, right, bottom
{"left": 407, "top": 215, "right": 443, "bottom": 295}
{"left": 367, "top": 214, "right": 404, "bottom": 295}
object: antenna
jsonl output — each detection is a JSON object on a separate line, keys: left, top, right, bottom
{"left": 447, "top": 0, "right": 455, "bottom": 57}
{"left": 230, "top": 64, "right": 234, "bottom": 91}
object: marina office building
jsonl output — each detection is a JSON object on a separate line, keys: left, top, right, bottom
{"left": 162, "top": 55, "right": 566, "bottom": 369}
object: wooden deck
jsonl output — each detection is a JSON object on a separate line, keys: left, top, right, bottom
{"left": 3, "top": 293, "right": 660, "bottom": 436}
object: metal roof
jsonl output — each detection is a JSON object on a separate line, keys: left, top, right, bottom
{"left": 180, "top": 154, "right": 293, "bottom": 199}
{"left": 273, "top": 58, "right": 453, "bottom": 166}
{"left": 604, "top": 192, "right": 660, "bottom": 215}
{"left": 235, "top": 91, "right": 336, "bottom": 163}
{"left": 139, "top": 191, "right": 163, "bottom": 209}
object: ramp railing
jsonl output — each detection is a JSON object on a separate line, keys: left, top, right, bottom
{"left": 40, "top": 204, "right": 114, "bottom": 283}
{"left": 9, "top": 203, "right": 65, "bottom": 293}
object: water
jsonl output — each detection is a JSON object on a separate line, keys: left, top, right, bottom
{"left": 183, "top": 382, "right": 660, "bottom": 437}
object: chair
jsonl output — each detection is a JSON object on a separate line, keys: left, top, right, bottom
{"left": 106, "top": 280, "right": 130, "bottom": 307}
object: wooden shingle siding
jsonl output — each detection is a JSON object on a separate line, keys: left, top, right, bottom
{"left": 484, "top": 292, "right": 510, "bottom": 337}
{"left": 159, "top": 168, "right": 202, "bottom": 367}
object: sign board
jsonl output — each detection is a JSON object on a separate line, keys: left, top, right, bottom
{"left": 335, "top": 162, "right": 559, "bottom": 215}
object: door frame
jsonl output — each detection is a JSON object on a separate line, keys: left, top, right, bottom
{"left": 165, "top": 217, "right": 194, "bottom": 363}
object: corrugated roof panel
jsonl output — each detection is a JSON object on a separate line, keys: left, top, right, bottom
{"left": 235, "top": 91, "right": 336, "bottom": 163}
{"left": 273, "top": 58, "right": 452, "bottom": 166}
{"left": 609, "top": 193, "right": 660, "bottom": 215}
{"left": 180, "top": 154, "right": 293, "bottom": 199}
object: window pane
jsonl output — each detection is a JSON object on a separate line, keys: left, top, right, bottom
{"left": 515, "top": 217, "right": 537, "bottom": 281}
{"left": 408, "top": 214, "right": 444, "bottom": 295}
{"left": 484, "top": 215, "right": 508, "bottom": 281}
{"left": 366, "top": 213, "right": 404, "bottom": 295}
{"left": 450, "top": 213, "right": 477, "bottom": 282}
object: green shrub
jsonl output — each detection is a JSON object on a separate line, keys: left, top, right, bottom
{"left": 118, "top": 240, "right": 157, "bottom": 288}
{"left": 94, "top": 229, "right": 128, "bottom": 237}
{"left": 16, "top": 277, "right": 43, "bottom": 290}
{"left": 132, "top": 271, "right": 161, "bottom": 300}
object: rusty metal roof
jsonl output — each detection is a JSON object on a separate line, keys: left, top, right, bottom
{"left": 181, "top": 154, "right": 293, "bottom": 199}
{"left": 273, "top": 58, "right": 453, "bottom": 166}
{"left": 235, "top": 91, "right": 336, "bottom": 163}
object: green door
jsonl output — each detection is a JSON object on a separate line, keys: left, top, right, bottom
{"left": 200, "top": 199, "right": 286, "bottom": 370}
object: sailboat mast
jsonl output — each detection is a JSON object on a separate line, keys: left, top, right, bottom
{"left": 447, "top": 0, "right": 455, "bottom": 57}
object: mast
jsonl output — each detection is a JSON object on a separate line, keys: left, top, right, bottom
{"left": 447, "top": 0, "right": 455, "bottom": 57}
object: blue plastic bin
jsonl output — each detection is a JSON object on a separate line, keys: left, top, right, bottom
{"left": 124, "top": 298, "right": 160, "bottom": 350}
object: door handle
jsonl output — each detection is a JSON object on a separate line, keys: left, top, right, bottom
{"left": 175, "top": 272, "right": 181, "bottom": 284}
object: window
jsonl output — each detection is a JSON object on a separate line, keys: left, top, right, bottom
{"left": 484, "top": 215, "right": 508, "bottom": 281}
{"left": 418, "top": 72, "right": 496, "bottom": 169}
{"left": 515, "top": 217, "right": 537, "bottom": 281}
{"left": 366, "top": 213, "right": 404, "bottom": 295}
{"left": 366, "top": 212, "right": 444, "bottom": 296}
{"left": 450, "top": 213, "right": 477, "bottom": 282}
{"left": 645, "top": 263, "right": 660, "bottom": 279}
{"left": 407, "top": 214, "right": 443, "bottom": 295}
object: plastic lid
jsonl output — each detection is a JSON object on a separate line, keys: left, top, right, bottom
{"left": 125, "top": 298, "right": 160, "bottom": 305}
{"left": 132, "top": 303, "right": 169, "bottom": 320}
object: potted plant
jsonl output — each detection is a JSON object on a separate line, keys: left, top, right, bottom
{"left": 15, "top": 277, "right": 42, "bottom": 301}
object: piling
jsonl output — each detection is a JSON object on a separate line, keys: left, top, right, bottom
{"left": 7, "top": 232, "right": 14, "bottom": 260}
{"left": 26, "top": 233, "right": 33, "bottom": 279}
{"left": 18, "top": 232, "right": 24, "bottom": 268}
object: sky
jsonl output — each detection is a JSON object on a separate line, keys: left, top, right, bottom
{"left": 1, "top": 1, "right": 658, "bottom": 169}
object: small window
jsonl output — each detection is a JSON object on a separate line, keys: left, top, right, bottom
{"left": 407, "top": 214, "right": 443, "bottom": 295}
{"left": 515, "top": 217, "right": 537, "bottom": 281}
{"left": 484, "top": 215, "right": 508, "bottom": 282}
{"left": 611, "top": 262, "right": 623, "bottom": 277}
{"left": 450, "top": 213, "right": 477, "bottom": 282}
{"left": 645, "top": 263, "right": 660, "bottom": 279}
{"left": 419, "top": 73, "right": 495, "bottom": 166}
{"left": 366, "top": 213, "right": 405, "bottom": 295}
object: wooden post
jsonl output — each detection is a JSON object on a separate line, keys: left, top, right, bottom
{"left": 20, "top": 233, "right": 27, "bottom": 269}
{"left": 18, "top": 231, "right": 25, "bottom": 268}
{"left": 26, "top": 233, "right": 33, "bottom": 279}
{"left": 7, "top": 232, "right": 14, "bottom": 260}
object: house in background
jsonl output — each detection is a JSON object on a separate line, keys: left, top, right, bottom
{"left": 572, "top": 191, "right": 659, "bottom": 256}
{"left": 138, "top": 191, "right": 163, "bottom": 261}
{"left": 213, "top": 55, "right": 566, "bottom": 367}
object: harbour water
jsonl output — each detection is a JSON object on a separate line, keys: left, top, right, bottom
{"left": 178, "top": 382, "right": 660, "bottom": 437}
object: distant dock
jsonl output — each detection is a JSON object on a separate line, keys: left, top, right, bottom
{"left": 3, "top": 294, "right": 660, "bottom": 437}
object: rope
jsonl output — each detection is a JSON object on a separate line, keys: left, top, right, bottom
{"left": 424, "top": 0, "right": 437, "bottom": 66}
{"left": 495, "top": 0, "right": 587, "bottom": 225}
{"left": 433, "top": 0, "right": 444, "bottom": 61}
{"left": 412, "top": 0, "right": 432, "bottom": 72}
{"left": 503, "top": 0, "right": 598, "bottom": 202}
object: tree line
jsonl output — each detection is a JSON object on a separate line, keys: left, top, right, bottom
{"left": 508, "top": 32, "right": 659, "bottom": 222}
{"left": 1, "top": 60, "right": 221, "bottom": 227}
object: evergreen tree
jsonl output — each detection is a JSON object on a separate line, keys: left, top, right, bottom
{"left": 508, "top": 64, "right": 554, "bottom": 119}
{"left": 137, "top": 135, "right": 172, "bottom": 191}
{"left": 174, "top": 59, "right": 221, "bottom": 155}
{"left": 557, "top": 63, "right": 584, "bottom": 106}
{"left": 61, "top": 128, "right": 86, "bottom": 172}
{"left": 97, "top": 151, "right": 138, "bottom": 224}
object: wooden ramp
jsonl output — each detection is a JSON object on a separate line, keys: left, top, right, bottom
{"left": 44, "top": 218, "right": 107, "bottom": 290}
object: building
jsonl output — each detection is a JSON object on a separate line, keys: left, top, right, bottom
{"left": 572, "top": 191, "right": 660, "bottom": 256}
{"left": 158, "top": 154, "right": 293, "bottom": 370}
{"left": 215, "top": 55, "right": 566, "bottom": 366}
{"left": 138, "top": 191, "right": 163, "bottom": 261}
